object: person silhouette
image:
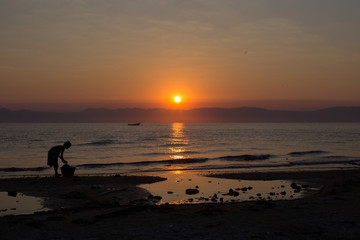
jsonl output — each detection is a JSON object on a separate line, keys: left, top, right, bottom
{"left": 47, "top": 141, "right": 71, "bottom": 177}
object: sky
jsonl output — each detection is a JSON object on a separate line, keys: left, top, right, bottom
{"left": 1, "top": 0, "right": 360, "bottom": 111}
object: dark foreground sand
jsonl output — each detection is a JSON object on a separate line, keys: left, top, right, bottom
{"left": 1, "top": 169, "right": 360, "bottom": 240}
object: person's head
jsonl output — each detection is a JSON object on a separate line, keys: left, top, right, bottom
{"left": 64, "top": 141, "right": 72, "bottom": 149}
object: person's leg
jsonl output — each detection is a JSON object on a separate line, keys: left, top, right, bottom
{"left": 54, "top": 162, "right": 60, "bottom": 177}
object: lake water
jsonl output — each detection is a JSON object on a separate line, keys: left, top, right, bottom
{"left": 1, "top": 123, "right": 360, "bottom": 177}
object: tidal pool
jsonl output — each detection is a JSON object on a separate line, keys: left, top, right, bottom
{"left": 139, "top": 172, "right": 319, "bottom": 205}
{"left": 0, "top": 192, "right": 50, "bottom": 216}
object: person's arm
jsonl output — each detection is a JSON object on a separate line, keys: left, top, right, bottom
{"left": 59, "top": 147, "right": 68, "bottom": 164}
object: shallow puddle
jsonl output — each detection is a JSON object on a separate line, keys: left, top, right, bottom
{"left": 139, "top": 172, "right": 319, "bottom": 205}
{"left": 0, "top": 192, "right": 50, "bottom": 216}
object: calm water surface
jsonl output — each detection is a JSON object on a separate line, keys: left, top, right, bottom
{"left": 0, "top": 123, "right": 360, "bottom": 176}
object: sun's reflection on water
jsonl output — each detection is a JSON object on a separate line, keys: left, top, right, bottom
{"left": 169, "top": 123, "right": 188, "bottom": 160}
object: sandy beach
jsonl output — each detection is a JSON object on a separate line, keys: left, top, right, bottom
{"left": 1, "top": 169, "right": 360, "bottom": 239}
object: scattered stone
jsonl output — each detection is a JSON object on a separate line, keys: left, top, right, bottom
{"left": 188, "top": 198, "right": 193, "bottom": 202}
{"left": 256, "top": 193, "right": 261, "bottom": 197}
{"left": 195, "top": 186, "right": 199, "bottom": 189}
{"left": 220, "top": 198, "right": 224, "bottom": 202}
{"left": 290, "top": 183, "right": 301, "bottom": 191}
{"left": 211, "top": 198, "right": 217, "bottom": 202}
{"left": 281, "top": 185, "right": 285, "bottom": 188}
{"left": 270, "top": 192, "right": 275, "bottom": 196}
{"left": 241, "top": 187, "right": 248, "bottom": 192}
{"left": 8, "top": 191, "right": 17, "bottom": 197}
{"left": 147, "top": 195, "right": 154, "bottom": 199}
{"left": 227, "top": 189, "right": 239, "bottom": 196}
{"left": 154, "top": 196, "right": 162, "bottom": 200}
{"left": 188, "top": 179, "right": 192, "bottom": 181}
{"left": 167, "top": 191, "right": 173, "bottom": 194}
{"left": 281, "top": 191, "right": 286, "bottom": 196}
{"left": 235, "top": 188, "right": 241, "bottom": 191}
{"left": 213, "top": 194, "right": 218, "bottom": 199}
{"left": 208, "top": 181, "right": 212, "bottom": 183}
{"left": 248, "top": 187, "right": 253, "bottom": 190}
{"left": 186, "top": 189, "right": 199, "bottom": 195}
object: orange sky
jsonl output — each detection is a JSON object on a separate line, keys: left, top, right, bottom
{"left": 1, "top": 1, "right": 360, "bottom": 111}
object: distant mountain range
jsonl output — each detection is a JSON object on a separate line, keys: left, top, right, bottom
{"left": 1, "top": 107, "right": 360, "bottom": 123}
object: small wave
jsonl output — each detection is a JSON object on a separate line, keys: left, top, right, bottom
{"left": 288, "top": 150, "right": 328, "bottom": 156}
{"left": 161, "top": 143, "right": 188, "bottom": 147}
{"left": 77, "top": 158, "right": 209, "bottom": 169}
{"left": 323, "top": 155, "right": 352, "bottom": 160}
{"left": 0, "top": 167, "right": 48, "bottom": 172}
{"left": 219, "top": 154, "right": 272, "bottom": 161}
{"left": 80, "top": 140, "right": 135, "bottom": 146}
{"left": 77, "top": 162, "right": 126, "bottom": 168}
{"left": 81, "top": 140, "right": 117, "bottom": 146}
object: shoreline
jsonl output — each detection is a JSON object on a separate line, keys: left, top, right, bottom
{"left": 1, "top": 169, "right": 360, "bottom": 239}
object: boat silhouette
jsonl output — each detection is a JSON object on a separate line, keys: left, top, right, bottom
{"left": 128, "top": 123, "right": 141, "bottom": 126}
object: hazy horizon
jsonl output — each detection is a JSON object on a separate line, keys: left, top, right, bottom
{"left": 2, "top": 101, "right": 360, "bottom": 112}
{"left": 1, "top": 1, "right": 360, "bottom": 111}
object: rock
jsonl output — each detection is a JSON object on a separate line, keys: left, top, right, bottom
{"left": 241, "top": 187, "right": 248, "bottom": 192}
{"left": 186, "top": 189, "right": 199, "bottom": 195}
{"left": 270, "top": 192, "right": 275, "bottom": 196}
{"left": 213, "top": 194, "right": 218, "bottom": 199}
{"left": 154, "top": 196, "right": 162, "bottom": 200}
{"left": 8, "top": 191, "right": 17, "bottom": 197}
{"left": 281, "top": 191, "right": 286, "bottom": 196}
{"left": 195, "top": 186, "right": 199, "bottom": 189}
{"left": 290, "top": 183, "right": 301, "bottom": 190}
{"left": 228, "top": 189, "right": 239, "bottom": 196}
{"left": 167, "top": 191, "right": 174, "bottom": 194}
{"left": 147, "top": 194, "right": 154, "bottom": 199}
{"left": 256, "top": 193, "right": 261, "bottom": 197}
{"left": 248, "top": 187, "right": 253, "bottom": 190}
{"left": 220, "top": 198, "right": 224, "bottom": 202}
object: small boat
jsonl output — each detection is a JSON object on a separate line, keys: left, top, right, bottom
{"left": 128, "top": 123, "right": 141, "bottom": 126}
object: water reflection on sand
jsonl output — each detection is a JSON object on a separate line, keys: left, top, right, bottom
{"left": 0, "top": 192, "right": 50, "bottom": 216}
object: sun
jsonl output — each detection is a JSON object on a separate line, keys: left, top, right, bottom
{"left": 174, "top": 96, "right": 181, "bottom": 103}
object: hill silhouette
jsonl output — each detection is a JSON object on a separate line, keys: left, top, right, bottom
{"left": 1, "top": 107, "right": 360, "bottom": 123}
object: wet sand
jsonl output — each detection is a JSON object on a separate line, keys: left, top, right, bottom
{"left": 1, "top": 169, "right": 360, "bottom": 239}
